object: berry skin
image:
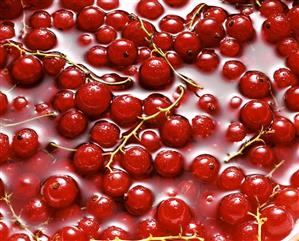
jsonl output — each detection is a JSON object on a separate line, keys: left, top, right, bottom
{"left": 100, "top": 226, "right": 129, "bottom": 240}
{"left": 78, "top": 216, "right": 101, "bottom": 239}
{"left": 51, "top": 226, "right": 87, "bottom": 241}
{"left": 22, "top": 197, "right": 50, "bottom": 224}
{"left": 87, "top": 46, "right": 109, "bottom": 68}
{"left": 159, "top": 15, "right": 185, "bottom": 34}
{"left": 240, "top": 100, "right": 273, "bottom": 131}
{"left": 75, "top": 82, "right": 112, "bottom": 117}
{"left": 174, "top": 31, "right": 202, "bottom": 63}
{"left": 241, "top": 174, "right": 273, "bottom": 204}
{"left": 24, "top": 28, "right": 57, "bottom": 51}
{"left": 222, "top": 60, "right": 246, "bottom": 80}
{"left": 12, "top": 172, "right": 40, "bottom": 200}
{"left": 160, "top": 115, "right": 191, "bottom": 148}
{"left": 57, "top": 66, "right": 86, "bottom": 89}
{"left": 248, "top": 144, "right": 276, "bottom": 167}
{"left": 106, "top": 10, "right": 130, "bottom": 31}
{"left": 291, "top": 170, "right": 299, "bottom": 188}
{"left": 0, "top": 133, "right": 9, "bottom": 164}
{"left": 203, "top": 6, "right": 227, "bottom": 23}
{"left": 288, "top": 6, "right": 299, "bottom": 34}
{"left": 111, "top": 95, "right": 142, "bottom": 126}
{"left": 73, "top": 143, "right": 103, "bottom": 175}
{"left": 198, "top": 94, "right": 220, "bottom": 115}
{"left": 218, "top": 166, "right": 245, "bottom": 190}
{"left": 11, "top": 55, "right": 43, "bottom": 86}
{"left": 53, "top": 90, "right": 75, "bottom": 112}
{"left": 261, "top": 205, "right": 294, "bottom": 238}
{"left": 12, "top": 128, "right": 39, "bottom": 159}
{"left": 287, "top": 50, "right": 299, "bottom": 75}
{"left": 97, "top": 0, "right": 119, "bottom": 10}
{"left": 196, "top": 49, "right": 220, "bottom": 72}
{"left": 0, "top": 92, "right": 8, "bottom": 115}
{"left": 154, "top": 150, "right": 184, "bottom": 178}
{"left": 226, "top": 14, "right": 254, "bottom": 43}
{"left": 107, "top": 39, "right": 138, "bottom": 67}
{"left": 0, "top": 0, "right": 23, "bottom": 20}
{"left": 157, "top": 198, "right": 191, "bottom": 233}
{"left": 152, "top": 32, "right": 173, "bottom": 51}
{"left": 76, "top": 6, "right": 105, "bottom": 32}
{"left": 122, "top": 146, "right": 152, "bottom": 177}
{"left": 226, "top": 121, "right": 246, "bottom": 142}
{"left": 192, "top": 115, "right": 216, "bottom": 138}
{"left": 191, "top": 154, "right": 220, "bottom": 183}
{"left": 163, "top": 0, "right": 188, "bottom": 7}
{"left": 43, "top": 56, "right": 66, "bottom": 76}
{"left": 42, "top": 175, "right": 79, "bottom": 209}
{"left": 218, "top": 192, "right": 251, "bottom": 225}
{"left": 260, "top": 0, "right": 287, "bottom": 17}
{"left": 95, "top": 26, "right": 117, "bottom": 45}
{"left": 239, "top": 71, "right": 271, "bottom": 99}
{"left": 140, "top": 130, "right": 161, "bottom": 152}
{"left": 29, "top": 10, "right": 51, "bottom": 28}
{"left": 269, "top": 116, "right": 296, "bottom": 145}
{"left": 125, "top": 185, "right": 154, "bottom": 215}
{"left": 90, "top": 121, "right": 120, "bottom": 148}
{"left": 52, "top": 9, "right": 74, "bottom": 30}
{"left": 86, "top": 194, "right": 116, "bottom": 220}
{"left": 0, "top": 46, "right": 7, "bottom": 67}
{"left": 137, "top": 0, "right": 164, "bottom": 20}
{"left": 273, "top": 68, "right": 298, "bottom": 88}
{"left": 276, "top": 38, "right": 299, "bottom": 57}
{"left": 136, "top": 219, "right": 164, "bottom": 239}
{"left": 102, "top": 170, "right": 131, "bottom": 197}
{"left": 219, "top": 37, "right": 241, "bottom": 57}
{"left": 234, "top": 220, "right": 258, "bottom": 241}
{"left": 8, "top": 233, "right": 31, "bottom": 241}
{"left": 284, "top": 86, "right": 299, "bottom": 111}
{"left": 57, "top": 109, "right": 88, "bottom": 138}
{"left": 275, "top": 187, "right": 299, "bottom": 216}
{"left": 0, "top": 222, "right": 9, "bottom": 240}
{"left": 139, "top": 57, "right": 173, "bottom": 89}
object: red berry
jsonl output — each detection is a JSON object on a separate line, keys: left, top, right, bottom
{"left": 24, "top": 28, "right": 57, "bottom": 51}
{"left": 107, "top": 39, "right": 138, "bottom": 67}
{"left": 57, "top": 66, "right": 86, "bottom": 89}
{"left": 11, "top": 55, "right": 43, "bottom": 86}
{"left": 294, "top": 114, "right": 299, "bottom": 135}
{"left": 160, "top": 115, "right": 191, "bottom": 148}
{"left": 23, "top": 0, "right": 53, "bottom": 9}
{"left": 0, "top": 46, "right": 7, "bottom": 67}
{"left": 291, "top": 169, "right": 299, "bottom": 187}
{"left": 0, "top": 133, "right": 9, "bottom": 164}
{"left": 12, "top": 96, "right": 28, "bottom": 110}
{"left": 86, "top": 194, "right": 116, "bottom": 220}
{"left": 53, "top": 90, "right": 75, "bottom": 112}
{"left": 154, "top": 150, "right": 184, "bottom": 177}
{"left": 78, "top": 33, "right": 93, "bottom": 46}
{"left": 157, "top": 198, "right": 191, "bottom": 233}
{"left": 163, "top": 0, "right": 188, "bottom": 7}
{"left": 192, "top": 115, "right": 216, "bottom": 138}
{"left": 51, "top": 226, "right": 87, "bottom": 241}
{"left": 0, "top": 0, "right": 23, "bottom": 20}
{"left": 111, "top": 95, "right": 142, "bottom": 126}
{"left": 136, "top": 219, "right": 164, "bottom": 239}
{"left": 222, "top": 60, "right": 246, "bottom": 80}
{"left": 241, "top": 174, "right": 273, "bottom": 204}
{"left": 0, "top": 92, "right": 8, "bottom": 115}
{"left": 8, "top": 233, "right": 31, "bottom": 241}
{"left": 240, "top": 100, "right": 273, "bottom": 131}
{"left": 76, "top": 6, "right": 105, "bottom": 32}
{"left": 287, "top": 6, "right": 299, "bottom": 33}
{"left": 152, "top": 32, "right": 173, "bottom": 51}
{"left": 235, "top": 220, "right": 258, "bottom": 241}
{"left": 12, "top": 172, "right": 40, "bottom": 200}
{"left": 226, "top": 14, "right": 254, "bottom": 42}
{"left": 57, "top": 109, "right": 88, "bottom": 138}
{"left": 137, "top": 47, "right": 151, "bottom": 63}
{"left": 159, "top": 15, "right": 185, "bottom": 34}
{"left": 261, "top": 205, "right": 293, "bottom": 238}
{"left": 97, "top": 0, "right": 119, "bottom": 10}
{"left": 100, "top": 226, "right": 129, "bottom": 240}
{"left": 106, "top": 10, "right": 130, "bottom": 31}
{"left": 198, "top": 94, "right": 220, "bottom": 115}
{"left": 218, "top": 166, "right": 245, "bottom": 190}
{"left": 140, "top": 130, "right": 161, "bottom": 152}
{"left": 22, "top": 197, "right": 50, "bottom": 224}
{"left": 12, "top": 128, "right": 39, "bottom": 158}
{"left": 218, "top": 192, "right": 251, "bottom": 225}
{"left": 95, "top": 26, "right": 117, "bottom": 44}
{"left": 248, "top": 144, "right": 276, "bottom": 167}
{"left": 191, "top": 154, "right": 220, "bottom": 182}
{"left": 276, "top": 37, "right": 299, "bottom": 57}
{"left": 269, "top": 116, "right": 296, "bottom": 145}
{"left": 102, "top": 170, "right": 131, "bottom": 197}
{"left": 203, "top": 6, "right": 227, "bottom": 23}
{"left": 139, "top": 57, "right": 173, "bottom": 89}
{"left": 137, "top": 0, "right": 164, "bottom": 20}
{"left": 125, "top": 185, "right": 154, "bottom": 215}
{"left": 284, "top": 86, "right": 299, "bottom": 111}
{"left": 0, "top": 222, "right": 9, "bottom": 240}
{"left": 195, "top": 18, "right": 225, "bottom": 47}
{"left": 273, "top": 68, "right": 298, "bottom": 88}
{"left": 29, "top": 10, "right": 51, "bottom": 29}
{"left": 260, "top": 0, "right": 287, "bottom": 17}
{"left": 219, "top": 37, "right": 241, "bottom": 57}
{"left": 90, "top": 121, "right": 120, "bottom": 148}
{"left": 42, "top": 175, "right": 79, "bottom": 208}
{"left": 43, "top": 56, "right": 66, "bottom": 76}
{"left": 52, "top": 9, "right": 75, "bottom": 30}
{"left": 78, "top": 217, "right": 101, "bottom": 239}
{"left": 287, "top": 50, "right": 299, "bottom": 75}
{"left": 166, "top": 51, "right": 183, "bottom": 69}
{"left": 196, "top": 49, "right": 219, "bottom": 72}
{"left": 275, "top": 187, "right": 299, "bottom": 215}
{"left": 226, "top": 121, "right": 246, "bottom": 142}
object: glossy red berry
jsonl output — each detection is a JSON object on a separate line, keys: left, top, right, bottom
{"left": 0, "top": 222, "right": 9, "bottom": 240}
{"left": 269, "top": 116, "right": 296, "bottom": 145}
{"left": 78, "top": 217, "right": 101, "bottom": 239}
{"left": 222, "top": 60, "right": 246, "bottom": 80}
{"left": 12, "top": 172, "right": 40, "bottom": 199}
{"left": 152, "top": 32, "right": 173, "bottom": 51}
{"left": 291, "top": 170, "right": 299, "bottom": 187}
{"left": 0, "top": 0, "right": 23, "bottom": 20}
{"left": 125, "top": 185, "right": 154, "bottom": 215}
{"left": 234, "top": 220, "right": 258, "bottom": 241}
{"left": 218, "top": 166, "right": 245, "bottom": 190}
{"left": 90, "top": 121, "right": 120, "bottom": 148}
{"left": 196, "top": 49, "right": 219, "bottom": 72}
{"left": 53, "top": 90, "right": 75, "bottom": 112}
{"left": 226, "top": 14, "right": 254, "bottom": 42}
{"left": 76, "top": 82, "right": 112, "bottom": 116}
{"left": 219, "top": 37, "right": 241, "bottom": 57}
{"left": 137, "top": 0, "right": 164, "bottom": 20}
{"left": 29, "top": 10, "right": 51, "bottom": 28}
{"left": 226, "top": 121, "right": 246, "bottom": 142}
{"left": 260, "top": 0, "right": 287, "bottom": 17}
{"left": 240, "top": 100, "right": 273, "bottom": 131}
{"left": 198, "top": 94, "right": 220, "bottom": 115}
{"left": 0, "top": 133, "right": 9, "bottom": 164}
{"left": 160, "top": 115, "right": 191, "bottom": 148}
{"left": 192, "top": 115, "right": 216, "bottom": 138}
{"left": 136, "top": 219, "right": 164, "bottom": 239}
{"left": 218, "top": 192, "right": 251, "bottom": 225}
{"left": 287, "top": 6, "right": 299, "bottom": 33}
{"left": 159, "top": 15, "right": 185, "bottom": 34}
{"left": 111, "top": 95, "right": 142, "bottom": 126}
{"left": 275, "top": 187, "right": 299, "bottom": 215}
{"left": 57, "top": 109, "right": 88, "bottom": 138}
{"left": 276, "top": 37, "right": 299, "bottom": 57}
{"left": 22, "top": 197, "right": 50, "bottom": 224}
{"left": 102, "top": 170, "right": 131, "bottom": 197}
{"left": 157, "top": 198, "right": 191, "bottom": 233}
{"left": 97, "top": 0, "right": 119, "bottom": 10}
{"left": 24, "top": 28, "right": 57, "bottom": 51}
{"left": 106, "top": 10, "right": 130, "bottom": 31}
{"left": 284, "top": 86, "right": 299, "bottom": 111}
{"left": 248, "top": 144, "right": 276, "bottom": 167}
{"left": 191, "top": 154, "right": 220, "bottom": 182}
{"left": 273, "top": 68, "right": 298, "bottom": 88}
{"left": 52, "top": 9, "right": 74, "bottom": 30}
{"left": 86, "top": 194, "right": 116, "bottom": 220}
{"left": 76, "top": 6, "right": 105, "bottom": 32}
{"left": 154, "top": 150, "right": 184, "bottom": 178}
{"left": 42, "top": 175, "right": 79, "bottom": 208}
{"left": 12, "top": 128, "right": 39, "bottom": 159}
{"left": 100, "top": 226, "right": 129, "bottom": 240}
{"left": 139, "top": 57, "right": 173, "bottom": 89}
{"left": 43, "top": 56, "right": 66, "bottom": 76}
{"left": 204, "top": 6, "right": 227, "bottom": 23}
{"left": 163, "top": 0, "right": 188, "bottom": 7}
{"left": 95, "top": 26, "right": 117, "bottom": 44}
{"left": 287, "top": 50, "right": 299, "bottom": 75}
{"left": 294, "top": 114, "right": 299, "bottom": 135}
{"left": 51, "top": 226, "right": 87, "bottom": 241}
{"left": 23, "top": 0, "right": 53, "bottom": 9}
{"left": 11, "top": 55, "right": 43, "bottom": 86}
{"left": 140, "top": 130, "right": 161, "bottom": 152}
{"left": 107, "top": 39, "right": 138, "bottom": 67}
{"left": 57, "top": 66, "right": 86, "bottom": 89}
{"left": 8, "top": 233, "right": 31, "bottom": 241}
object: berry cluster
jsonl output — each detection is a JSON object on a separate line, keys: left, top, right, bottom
{"left": 0, "top": 0, "right": 298, "bottom": 241}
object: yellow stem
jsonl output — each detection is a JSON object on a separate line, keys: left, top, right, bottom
{"left": 255, "top": 0, "right": 262, "bottom": 7}
{"left": 266, "top": 160, "right": 285, "bottom": 178}
{"left": 249, "top": 206, "right": 267, "bottom": 241}
{"left": 105, "top": 86, "right": 186, "bottom": 172}
{"left": 188, "top": 3, "right": 207, "bottom": 30}
{"left": 49, "top": 142, "right": 77, "bottom": 152}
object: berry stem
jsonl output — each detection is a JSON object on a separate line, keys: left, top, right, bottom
{"left": 225, "top": 127, "right": 273, "bottom": 163}
{"left": 1, "top": 41, "right": 133, "bottom": 87}
{"left": 135, "top": 16, "right": 203, "bottom": 90}
{"left": 248, "top": 205, "right": 267, "bottom": 241}
{"left": 105, "top": 85, "right": 186, "bottom": 172}
{"left": 49, "top": 142, "right": 78, "bottom": 152}
{"left": 266, "top": 160, "right": 285, "bottom": 178}
{"left": 255, "top": 0, "right": 262, "bottom": 7}
{"left": 187, "top": 3, "right": 207, "bottom": 30}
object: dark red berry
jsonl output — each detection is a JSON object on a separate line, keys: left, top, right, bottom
{"left": 12, "top": 128, "right": 39, "bottom": 158}
{"left": 248, "top": 144, "right": 276, "bottom": 167}
{"left": 0, "top": 133, "right": 9, "bottom": 164}
{"left": 97, "top": 0, "right": 119, "bottom": 10}
{"left": 226, "top": 14, "right": 254, "bottom": 42}
{"left": 196, "top": 49, "right": 219, "bottom": 72}
{"left": 163, "top": 0, "right": 188, "bottom": 7}
{"left": 203, "top": 6, "right": 227, "bottom": 23}
{"left": 273, "top": 68, "right": 298, "bottom": 88}
{"left": 260, "top": 0, "right": 287, "bottom": 17}
{"left": 106, "top": 10, "right": 130, "bottom": 31}
{"left": 57, "top": 66, "right": 86, "bottom": 89}
{"left": 43, "top": 56, "right": 66, "bottom": 76}
{"left": 198, "top": 94, "right": 220, "bottom": 115}
{"left": 22, "top": 197, "right": 50, "bottom": 224}
{"left": 86, "top": 194, "right": 116, "bottom": 220}
{"left": 152, "top": 32, "right": 173, "bottom": 51}
{"left": 90, "top": 121, "right": 120, "bottom": 148}
{"left": 287, "top": 6, "right": 299, "bottom": 33}
{"left": 76, "top": 6, "right": 105, "bottom": 32}
{"left": 136, "top": 219, "right": 164, "bottom": 239}
{"left": 218, "top": 166, "right": 245, "bottom": 190}
{"left": 222, "top": 60, "right": 246, "bottom": 80}
{"left": 287, "top": 50, "right": 299, "bottom": 75}
{"left": 226, "top": 121, "right": 246, "bottom": 142}
{"left": 51, "top": 226, "right": 87, "bottom": 241}
{"left": 192, "top": 115, "right": 216, "bottom": 138}
{"left": 0, "top": 92, "right": 8, "bottom": 115}
{"left": 53, "top": 90, "right": 75, "bottom": 112}
{"left": 284, "top": 86, "right": 299, "bottom": 111}
{"left": 140, "top": 130, "right": 161, "bottom": 152}
{"left": 137, "top": 0, "right": 164, "bottom": 20}
{"left": 100, "top": 226, "right": 129, "bottom": 240}
{"left": 191, "top": 154, "right": 220, "bottom": 182}
{"left": 29, "top": 10, "right": 51, "bottom": 29}
{"left": 24, "top": 28, "right": 57, "bottom": 51}
{"left": 219, "top": 37, "right": 241, "bottom": 57}
{"left": 276, "top": 37, "right": 299, "bottom": 57}
{"left": 78, "top": 217, "right": 101, "bottom": 239}
{"left": 52, "top": 9, "right": 74, "bottom": 30}
{"left": 0, "top": 0, "right": 23, "bottom": 20}
{"left": 102, "top": 170, "right": 131, "bottom": 197}
{"left": 95, "top": 26, "right": 117, "bottom": 44}
{"left": 159, "top": 15, "right": 185, "bottom": 34}
{"left": 154, "top": 150, "right": 184, "bottom": 177}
